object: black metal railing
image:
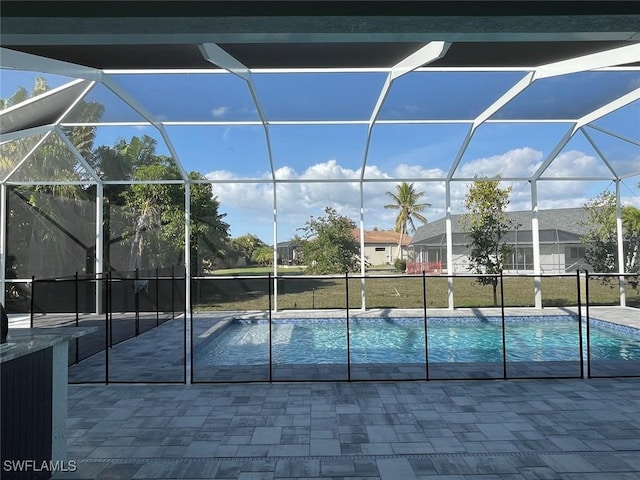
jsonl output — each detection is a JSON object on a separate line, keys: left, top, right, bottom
{"left": 189, "top": 271, "right": 639, "bottom": 383}
{"left": 17, "top": 269, "right": 640, "bottom": 383}
{"left": 584, "top": 271, "right": 640, "bottom": 379}
{"left": 28, "top": 267, "right": 187, "bottom": 384}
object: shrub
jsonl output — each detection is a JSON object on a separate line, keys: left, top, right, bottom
{"left": 394, "top": 258, "right": 407, "bottom": 272}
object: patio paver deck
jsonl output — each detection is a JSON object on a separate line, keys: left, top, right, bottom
{"left": 10, "top": 307, "right": 638, "bottom": 478}
{"left": 51, "top": 378, "right": 640, "bottom": 479}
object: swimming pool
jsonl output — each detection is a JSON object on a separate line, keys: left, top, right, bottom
{"left": 194, "top": 316, "right": 640, "bottom": 366}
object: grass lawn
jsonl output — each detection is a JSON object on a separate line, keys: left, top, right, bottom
{"left": 192, "top": 273, "right": 640, "bottom": 311}
{"left": 210, "top": 266, "right": 306, "bottom": 276}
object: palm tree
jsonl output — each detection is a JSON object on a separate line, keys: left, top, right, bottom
{"left": 1, "top": 77, "right": 104, "bottom": 180}
{"left": 384, "top": 182, "right": 430, "bottom": 259}
{"left": 2, "top": 78, "right": 103, "bottom": 277}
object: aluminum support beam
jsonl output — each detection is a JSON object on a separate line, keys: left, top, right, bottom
{"left": 3, "top": 130, "right": 53, "bottom": 182}
{"left": 95, "top": 182, "right": 104, "bottom": 314}
{"left": 580, "top": 127, "right": 618, "bottom": 179}
{"left": 359, "top": 182, "right": 366, "bottom": 311}
{"left": 0, "top": 47, "right": 102, "bottom": 81}
{"left": 534, "top": 44, "right": 640, "bottom": 80}
{"left": 445, "top": 182, "right": 454, "bottom": 309}
{"left": 273, "top": 184, "right": 278, "bottom": 312}
{"left": 530, "top": 181, "right": 542, "bottom": 309}
{"left": 184, "top": 182, "right": 191, "bottom": 383}
{"left": 575, "top": 87, "right": 640, "bottom": 133}
{"left": 616, "top": 182, "right": 627, "bottom": 307}
{"left": 101, "top": 76, "right": 189, "bottom": 181}
{"left": 0, "top": 183, "right": 6, "bottom": 306}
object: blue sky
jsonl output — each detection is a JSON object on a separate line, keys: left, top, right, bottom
{"left": 2, "top": 69, "right": 639, "bottom": 243}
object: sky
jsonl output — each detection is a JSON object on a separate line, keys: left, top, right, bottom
{"left": 1, "top": 69, "right": 639, "bottom": 244}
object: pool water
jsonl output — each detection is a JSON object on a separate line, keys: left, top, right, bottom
{"left": 194, "top": 316, "right": 640, "bottom": 366}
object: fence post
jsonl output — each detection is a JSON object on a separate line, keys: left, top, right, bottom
{"left": 105, "top": 271, "right": 111, "bottom": 385}
{"left": 30, "top": 275, "right": 35, "bottom": 328}
{"left": 268, "top": 272, "right": 273, "bottom": 383}
{"left": 109, "top": 271, "right": 113, "bottom": 348}
{"left": 345, "top": 271, "right": 351, "bottom": 382}
{"left": 499, "top": 271, "right": 507, "bottom": 380}
{"left": 135, "top": 268, "right": 140, "bottom": 336}
{"left": 156, "top": 267, "right": 159, "bottom": 327}
{"left": 75, "top": 272, "right": 79, "bottom": 322}
{"left": 75, "top": 272, "right": 79, "bottom": 365}
{"left": 171, "top": 266, "right": 175, "bottom": 320}
{"left": 182, "top": 267, "right": 187, "bottom": 320}
{"left": 576, "top": 270, "right": 584, "bottom": 379}
{"left": 422, "top": 270, "right": 429, "bottom": 381}
{"left": 188, "top": 271, "right": 192, "bottom": 385}
{"left": 585, "top": 270, "right": 591, "bottom": 378}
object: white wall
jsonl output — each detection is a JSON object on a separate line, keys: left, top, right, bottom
{"left": 363, "top": 244, "right": 408, "bottom": 265}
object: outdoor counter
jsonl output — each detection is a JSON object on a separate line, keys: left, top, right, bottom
{"left": 1, "top": 327, "right": 96, "bottom": 480}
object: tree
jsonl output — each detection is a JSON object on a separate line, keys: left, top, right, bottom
{"left": 227, "top": 234, "right": 267, "bottom": 266}
{"left": 1, "top": 77, "right": 104, "bottom": 181}
{"left": 384, "top": 182, "right": 430, "bottom": 259}
{"left": 189, "top": 175, "right": 230, "bottom": 274}
{"left": 252, "top": 245, "right": 275, "bottom": 266}
{"left": 90, "top": 134, "right": 163, "bottom": 271}
{"left": 298, "top": 207, "right": 359, "bottom": 274}
{"left": 0, "top": 77, "right": 48, "bottom": 110}
{"left": 622, "top": 205, "right": 640, "bottom": 275}
{"left": 2, "top": 78, "right": 103, "bottom": 279}
{"left": 462, "top": 178, "right": 514, "bottom": 306}
{"left": 582, "top": 191, "right": 640, "bottom": 276}
{"left": 118, "top": 143, "right": 229, "bottom": 272}
{"left": 581, "top": 191, "right": 617, "bottom": 273}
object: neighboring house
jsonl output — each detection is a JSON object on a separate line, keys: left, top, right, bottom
{"left": 277, "top": 240, "right": 299, "bottom": 265}
{"left": 410, "top": 208, "right": 591, "bottom": 274}
{"left": 352, "top": 228, "right": 411, "bottom": 265}
{"left": 276, "top": 229, "right": 410, "bottom": 267}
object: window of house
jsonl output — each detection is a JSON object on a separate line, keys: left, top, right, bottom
{"left": 375, "top": 247, "right": 386, "bottom": 252}
{"left": 568, "top": 246, "right": 586, "bottom": 259}
{"left": 506, "top": 247, "right": 534, "bottom": 270}
{"left": 427, "top": 248, "right": 447, "bottom": 269}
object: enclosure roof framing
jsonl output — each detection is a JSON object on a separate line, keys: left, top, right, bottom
{"left": 0, "top": 1, "right": 639, "bottom": 185}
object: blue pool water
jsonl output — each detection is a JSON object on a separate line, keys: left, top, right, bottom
{"left": 194, "top": 316, "right": 640, "bottom": 366}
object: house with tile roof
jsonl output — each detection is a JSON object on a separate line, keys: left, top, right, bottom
{"left": 352, "top": 228, "right": 411, "bottom": 265}
{"left": 277, "top": 229, "right": 411, "bottom": 266}
{"left": 410, "top": 208, "right": 592, "bottom": 274}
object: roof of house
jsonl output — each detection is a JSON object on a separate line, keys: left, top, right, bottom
{"left": 277, "top": 229, "right": 412, "bottom": 247}
{"left": 352, "top": 228, "right": 412, "bottom": 246}
{"left": 411, "top": 207, "right": 591, "bottom": 245}
{"left": 276, "top": 240, "right": 296, "bottom": 248}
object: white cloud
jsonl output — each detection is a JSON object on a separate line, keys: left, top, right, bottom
{"left": 610, "top": 154, "right": 640, "bottom": 177}
{"left": 299, "top": 159, "right": 359, "bottom": 180}
{"left": 542, "top": 150, "right": 609, "bottom": 178}
{"left": 457, "top": 147, "right": 542, "bottom": 178}
{"left": 211, "top": 106, "right": 229, "bottom": 118}
{"left": 203, "top": 147, "right": 630, "bottom": 241}
{"left": 205, "top": 170, "right": 237, "bottom": 181}
{"left": 362, "top": 164, "right": 391, "bottom": 179}
{"left": 393, "top": 164, "right": 446, "bottom": 179}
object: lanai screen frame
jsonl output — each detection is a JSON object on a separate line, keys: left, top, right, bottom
{"left": 1, "top": 43, "right": 639, "bottom": 312}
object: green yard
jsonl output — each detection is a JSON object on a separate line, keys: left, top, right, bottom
{"left": 192, "top": 272, "right": 639, "bottom": 311}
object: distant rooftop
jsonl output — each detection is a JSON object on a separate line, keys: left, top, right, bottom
{"left": 352, "top": 228, "right": 411, "bottom": 246}
{"left": 411, "top": 207, "right": 590, "bottom": 245}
